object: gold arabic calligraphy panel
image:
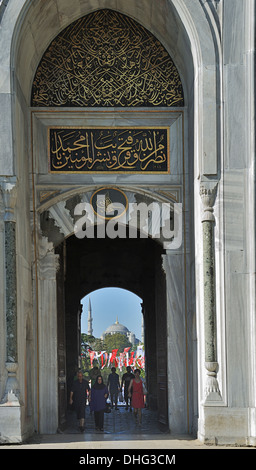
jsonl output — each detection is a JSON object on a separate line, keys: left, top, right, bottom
{"left": 31, "top": 9, "right": 184, "bottom": 108}
{"left": 48, "top": 127, "right": 169, "bottom": 173}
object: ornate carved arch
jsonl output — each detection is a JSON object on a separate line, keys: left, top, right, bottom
{"left": 31, "top": 9, "right": 184, "bottom": 108}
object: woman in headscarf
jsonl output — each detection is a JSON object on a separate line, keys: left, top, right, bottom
{"left": 89, "top": 375, "right": 109, "bottom": 431}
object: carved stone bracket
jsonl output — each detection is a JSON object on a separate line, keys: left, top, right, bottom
{"left": 200, "top": 182, "right": 222, "bottom": 403}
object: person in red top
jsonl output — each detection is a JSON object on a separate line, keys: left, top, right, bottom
{"left": 128, "top": 369, "right": 144, "bottom": 426}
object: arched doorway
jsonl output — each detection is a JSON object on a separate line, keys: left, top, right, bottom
{"left": 56, "top": 230, "right": 169, "bottom": 431}
{"left": 81, "top": 288, "right": 143, "bottom": 344}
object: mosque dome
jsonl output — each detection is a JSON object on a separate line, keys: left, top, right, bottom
{"left": 87, "top": 303, "right": 142, "bottom": 346}
{"left": 104, "top": 318, "right": 130, "bottom": 335}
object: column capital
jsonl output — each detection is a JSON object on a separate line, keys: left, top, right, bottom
{"left": 200, "top": 181, "right": 218, "bottom": 222}
{"left": 0, "top": 177, "right": 18, "bottom": 222}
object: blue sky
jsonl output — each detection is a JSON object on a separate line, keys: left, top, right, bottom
{"left": 81, "top": 287, "right": 143, "bottom": 341}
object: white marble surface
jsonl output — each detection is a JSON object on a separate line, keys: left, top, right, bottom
{"left": 0, "top": 0, "right": 255, "bottom": 445}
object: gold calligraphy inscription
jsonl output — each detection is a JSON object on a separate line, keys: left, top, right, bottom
{"left": 48, "top": 127, "right": 170, "bottom": 173}
{"left": 31, "top": 9, "right": 184, "bottom": 108}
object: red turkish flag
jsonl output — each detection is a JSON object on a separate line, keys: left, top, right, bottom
{"left": 89, "top": 350, "right": 95, "bottom": 367}
{"left": 110, "top": 349, "right": 118, "bottom": 363}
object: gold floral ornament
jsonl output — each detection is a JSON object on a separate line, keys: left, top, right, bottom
{"left": 31, "top": 9, "right": 184, "bottom": 108}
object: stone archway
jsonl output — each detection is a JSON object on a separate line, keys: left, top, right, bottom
{"left": 0, "top": 0, "right": 224, "bottom": 442}
{"left": 26, "top": 6, "right": 193, "bottom": 435}
{"left": 62, "top": 233, "right": 168, "bottom": 431}
{"left": 36, "top": 183, "right": 191, "bottom": 435}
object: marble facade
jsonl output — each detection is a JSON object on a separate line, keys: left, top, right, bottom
{"left": 0, "top": 0, "right": 255, "bottom": 446}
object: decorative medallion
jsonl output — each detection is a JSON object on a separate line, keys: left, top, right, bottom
{"left": 48, "top": 126, "right": 169, "bottom": 173}
{"left": 90, "top": 187, "right": 128, "bottom": 220}
{"left": 31, "top": 9, "right": 184, "bottom": 108}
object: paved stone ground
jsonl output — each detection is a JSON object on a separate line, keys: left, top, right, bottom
{"left": 65, "top": 404, "right": 163, "bottom": 436}
{"left": 0, "top": 405, "right": 254, "bottom": 450}
{"left": 1, "top": 407, "right": 253, "bottom": 470}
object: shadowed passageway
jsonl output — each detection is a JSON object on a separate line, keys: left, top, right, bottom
{"left": 65, "top": 404, "right": 163, "bottom": 436}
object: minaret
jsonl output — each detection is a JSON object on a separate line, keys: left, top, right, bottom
{"left": 141, "top": 312, "right": 144, "bottom": 344}
{"left": 88, "top": 298, "right": 93, "bottom": 336}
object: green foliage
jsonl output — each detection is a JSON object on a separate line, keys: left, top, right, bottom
{"left": 103, "top": 333, "right": 132, "bottom": 353}
{"left": 81, "top": 333, "right": 103, "bottom": 351}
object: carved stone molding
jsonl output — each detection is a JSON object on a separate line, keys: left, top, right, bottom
{"left": 200, "top": 182, "right": 218, "bottom": 222}
{"left": 211, "top": 0, "right": 221, "bottom": 10}
{"left": 38, "top": 250, "right": 59, "bottom": 281}
{"left": 48, "top": 201, "right": 74, "bottom": 238}
{"left": 204, "top": 361, "right": 222, "bottom": 403}
{"left": 0, "top": 362, "right": 22, "bottom": 405}
{"left": 1, "top": 178, "right": 18, "bottom": 222}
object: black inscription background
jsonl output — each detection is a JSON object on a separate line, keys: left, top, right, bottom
{"left": 31, "top": 10, "right": 184, "bottom": 108}
{"left": 49, "top": 127, "right": 169, "bottom": 173}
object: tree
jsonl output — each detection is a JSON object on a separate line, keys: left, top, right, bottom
{"left": 81, "top": 333, "right": 103, "bottom": 352}
{"left": 81, "top": 333, "right": 104, "bottom": 375}
{"left": 103, "top": 333, "right": 132, "bottom": 353}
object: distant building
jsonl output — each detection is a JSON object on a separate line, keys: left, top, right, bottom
{"left": 100, "top": 317, "right": 140, "bottom": 346}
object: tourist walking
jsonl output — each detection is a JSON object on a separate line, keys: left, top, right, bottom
{"left": 89, "top": 365, "right": 101, "bottom": 387}
{"left": 89, "top": 376, "right": 109, "bottom": 431}
{"left": 128, "top": 369, "right": 144, "bottom": 426}
{"left": 121, "top": 366, "right": 135, "bottom": 411}
{"left": 107, "top": 367, "right": 120, "bottom": 410}
{"left": 69, "top": 371, "right": 90, "bottom": 432}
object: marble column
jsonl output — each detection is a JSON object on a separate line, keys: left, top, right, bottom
{"left": 0, "top": 180, "right": 22, "bottom": 405}
{"left": 200, "top": 182, "right": 222, "bottom": 402}
{"left": 38, "top": 245, "right": 59, "bottom": 433}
